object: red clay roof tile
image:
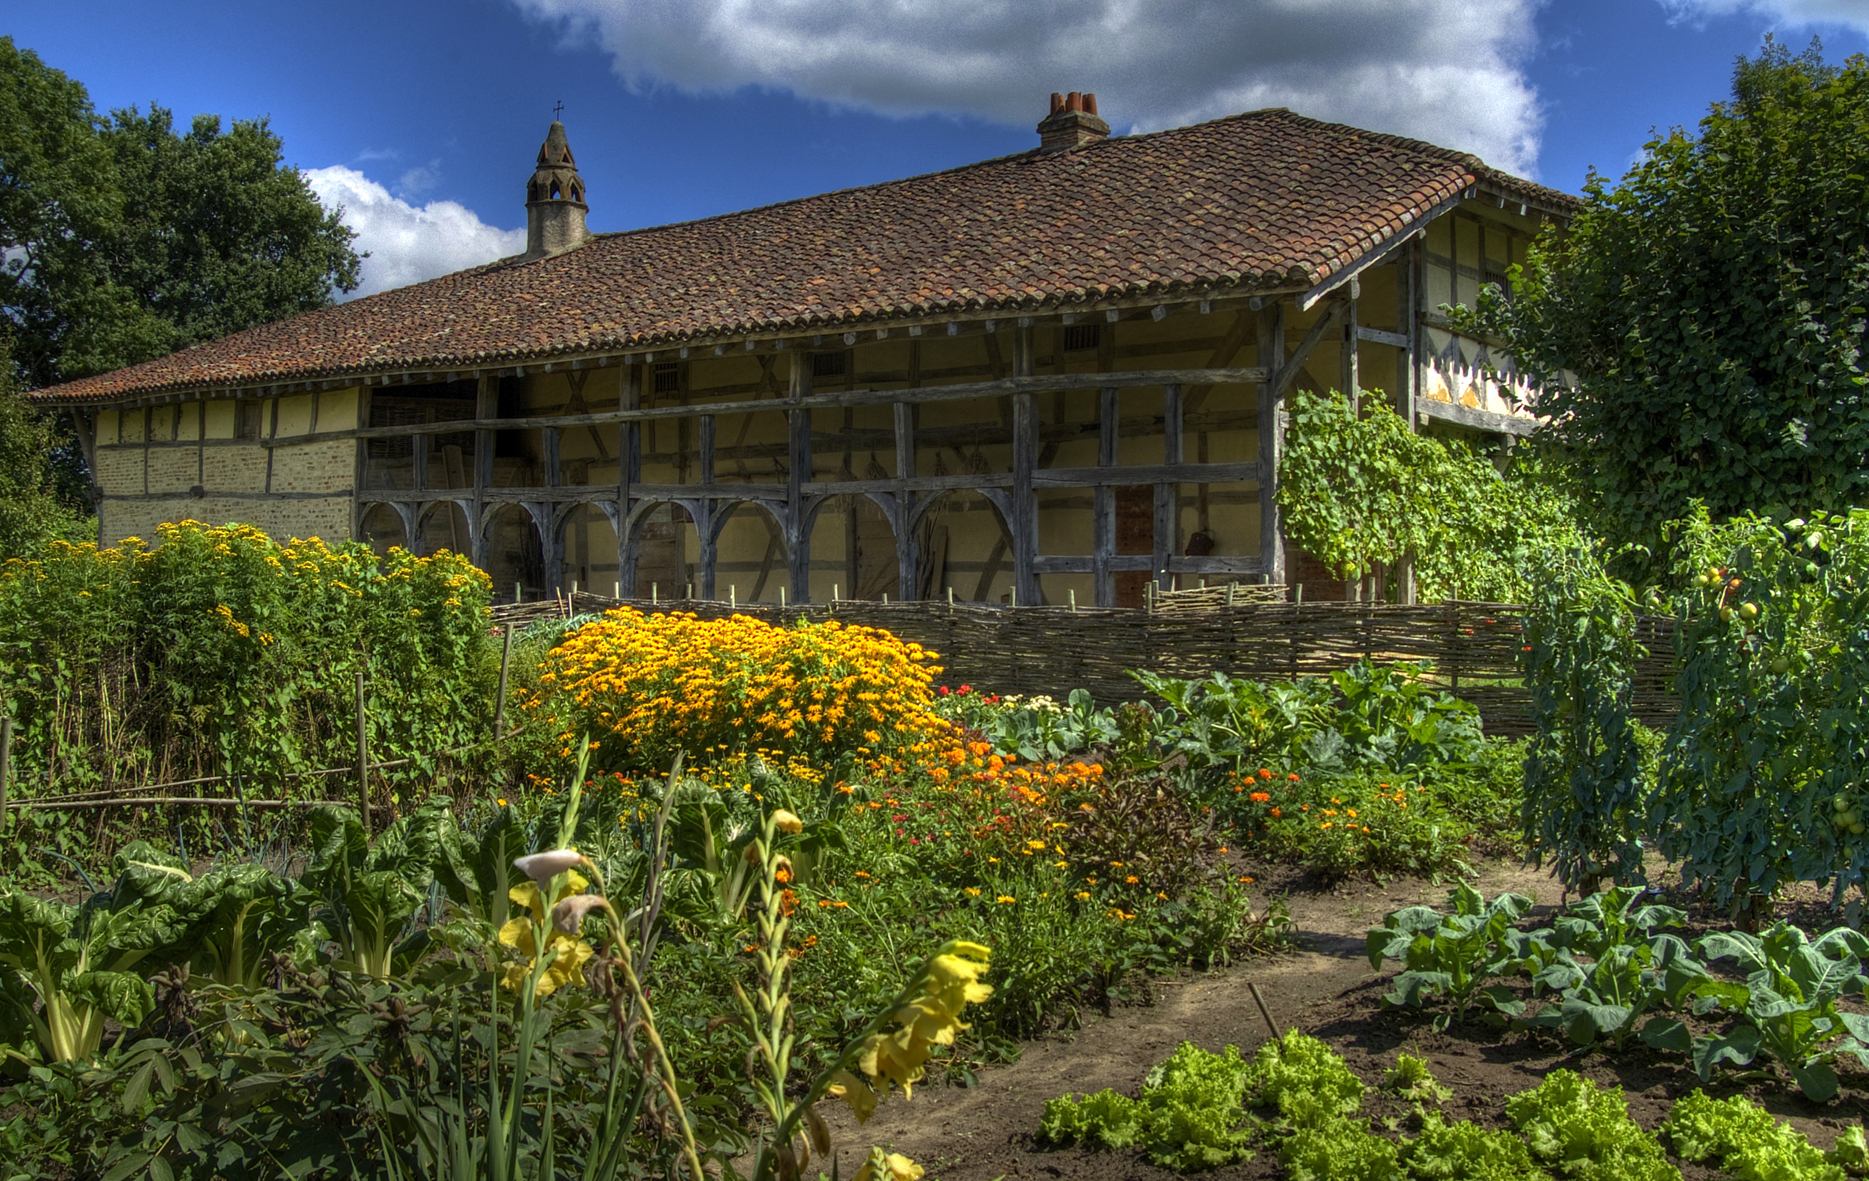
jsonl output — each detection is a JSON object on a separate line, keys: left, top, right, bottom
{"left": 33, "top": 107, "right": 1575, "bottom": 405}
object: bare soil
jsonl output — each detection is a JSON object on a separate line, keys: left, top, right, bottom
{"left": 814, "top": 857, "right": 1869, "bottom": 1180}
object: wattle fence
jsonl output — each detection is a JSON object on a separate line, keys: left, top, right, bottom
{"left": 500, "top": 590, "right": 1686, "bottom": 738}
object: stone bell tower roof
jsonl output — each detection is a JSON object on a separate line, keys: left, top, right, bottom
{"left": 523, "top": 120, "right": 589, "bottom": 260}
{"left": 528, "top": 120, "right": 586, "bottom": 204}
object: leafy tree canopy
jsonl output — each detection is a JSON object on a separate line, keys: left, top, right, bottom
{"left": 1483, "top": 38, "right": 1869, "bottom": 555}
{"left": 1, "top": 37, "right": 360, "bottom": 389}
{"left": 0, "top": 36, "right": 359, "bottom": 515}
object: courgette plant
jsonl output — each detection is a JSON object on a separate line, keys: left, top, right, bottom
{"left": 1689, "top": 922, "right": 1869, "bottom": 1101}
{"left": 1366, "top": 883, "right": 1534, "bottom": 1030}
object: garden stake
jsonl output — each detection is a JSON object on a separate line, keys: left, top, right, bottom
{"left": 1248, "top": 981, "right": 1282, "bottom": 1042}
{"left": 494, "top": 623, "right": 514, "bottom": 736}
{"left": 0, "top": 715, "right": 11, "bottom": 825}
{"left": 355, "top": 671, "right": 372, "bottom": 831}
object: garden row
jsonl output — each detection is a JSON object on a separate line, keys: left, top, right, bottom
{"left": 1041, "top": 1030, "right": 1868, "bottom": 1180}
{"left": 1369, "top": 884, "right": 1869, "bottom": 1102}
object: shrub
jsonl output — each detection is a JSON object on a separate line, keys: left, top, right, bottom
{"left": 526, "top": 609, "right": 947, "bottom": 773}
{"left": 0, "top": 521, "right": 496, "bottom": 800}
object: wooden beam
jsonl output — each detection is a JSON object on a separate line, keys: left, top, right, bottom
{"left": 1341, "top": 289, "right": 1360, "bottom": 410}
{"left": 1417, "top": 398, "right": 1539, "bottom": 436}
{"left": 893, "top": 401, "right": 918, "bottom": 599}
{"left": 1273, "top": 302, "right": 1348, "bottom": 399}
{"left": 786, "top": 356, "right": 813, "bottom": 602}
{"left": 1094, "top": 386, "right": 1117, "bottom": 607}
{"left": 317, "top": 368, "right": 1273, "bottom": 444}
{"left": 1257, "top": 304, "right": 1286, "bottom": 586}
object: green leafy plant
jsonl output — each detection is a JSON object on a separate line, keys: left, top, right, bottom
{"left": 1366, "top": 884, "right": 1533, "bottom": 1029}
{"left": 1040, "top": 1040, "right": 1269, "bottom": 1172}
{"left": 0, "top": 882, "right": 179, "bottom": 1062}
{"left": 1276, "top": 387, "right": 1589, "bottom": 602}
{"left": 1688, "top": 921, "right": 1869, "bottom": 1100}
{"left": 1383, "top": 1053, "right": 1451, "bottom": 1103}
{"left": 1661, "top": 1089, "right": 1844, "bottom": 1181}
{"left": 1503, "top": 1070, "right": 1680, "bottom": 1181}
{"left": 1402, "top": 1111, "right": 1549, "bottom": 1181}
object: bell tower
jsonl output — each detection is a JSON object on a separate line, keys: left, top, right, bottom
{"left": 524, "top": 119, "right": 589, "bottom": 260}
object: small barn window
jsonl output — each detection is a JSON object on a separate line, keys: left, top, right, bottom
{"left": 1062, "top": 324, "right": 1101, "bottom": 352}
{"left": 237, "top": 400, "right": 264, "bottom": 441}
{"left": 811, "top": 351, "right": 848, "bottom": 378}
{"left": 653, "top": 362, "right": 681, "bottom": 393}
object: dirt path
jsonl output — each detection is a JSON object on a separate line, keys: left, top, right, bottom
{"left": 814, "top": 859, "right": 1859, "bottom": 1180}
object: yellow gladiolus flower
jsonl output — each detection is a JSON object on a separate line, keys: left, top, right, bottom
{"left": 498, "top": 870, "right": 594, "bottom": 1000}
{"left": 854, "top": 1149, "right": 923, "bottom": 1181}
{"left": 772, "top": 809, "right": 804, "bottom": 835}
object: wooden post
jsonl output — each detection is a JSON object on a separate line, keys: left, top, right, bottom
{"left": 1094, "top": 386, "right": 1118, "bottom": 606}
{"left": 1155, "top": 382, "right": 1183, "bottom": 593}
{"left": 893, "top": 401, "right": 919, "bottom": 599}
{"left": 787, "top": 356, "right": 813, "bottom": 603}
{"left": 494, "top": 623, "right": 514, "bottom": 735}
{"left": 0, "top": 716, "right": 11, "bottom": 821}
{"left": 1257, "top": 304, "right": 1287, "bottom": 586}
{"left": 1341, "top": 281, "right": 1361, "bottom": 412}
{"left": 1012, "top": 391, "right": 1038, "bottom": 606}
{"left": 355, "top": 671, "right": 372, "bottom": 830}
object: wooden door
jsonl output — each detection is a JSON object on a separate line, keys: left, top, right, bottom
{"left": 1114, "top": 485, "right": 1153, "bottom": 608}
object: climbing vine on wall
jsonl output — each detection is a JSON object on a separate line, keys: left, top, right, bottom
{"left": 1276, "top": 389, "right": 1589, "bottom": 602}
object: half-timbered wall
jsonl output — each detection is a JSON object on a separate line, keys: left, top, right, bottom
{"left": 81, "top": 194, "right": 1548, "bottom": 606}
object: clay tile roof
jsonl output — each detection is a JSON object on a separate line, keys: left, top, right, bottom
{"left": 31, "top": 107, "right": 1577, "bottom": 406}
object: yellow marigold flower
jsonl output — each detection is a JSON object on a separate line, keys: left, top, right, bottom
{"left": 996, "top": 895, "right": 1016, "bottom": 904}
{"left": 963, "top": 887, "right": 981, "bottom": 897}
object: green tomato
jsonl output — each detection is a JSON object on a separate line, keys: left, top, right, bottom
{"left": 1772, "top": 655, "right": 1792, "bottom": 674}
{"left": 1837, "top": 795, "right": 1852, "bottom": 813}
{"left": 1739, "top": 602, "right": 1761, "bottom": 621}
{"left": 1720, "top": 605, "right": 1734, "bottom": 622}
{"left": 1850, "top": 822, "right": 1864, "bottom": 836}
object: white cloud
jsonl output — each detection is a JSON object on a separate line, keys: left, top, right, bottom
{"left": 304, "top": 166, "right": 526, "bottom": 299}
{"left": 1658, "top": 0, "right": 1869, "bottom": 34}
{"left": 510, "top": 0, "right": 1546, "bottom": 176}
{"left": 396, "top": 161, "right": 443, "bottom": 198}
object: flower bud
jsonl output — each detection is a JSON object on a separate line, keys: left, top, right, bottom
{"left": 551, "top": 893, "right": 610, "bottom": 935}
{"left": 513, "top": 849, "right": 583, "bottom": 884}
{"left": 773, "top": 809, "right": 805, "bottom": 835}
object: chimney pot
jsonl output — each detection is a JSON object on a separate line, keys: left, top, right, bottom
{"left": 1036, "top": 90, "right": 1111, "bottom": 153}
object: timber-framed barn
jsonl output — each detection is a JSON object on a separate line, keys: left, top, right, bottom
{"left": 31, "top": 95, "right": 1578, "bottom": 607}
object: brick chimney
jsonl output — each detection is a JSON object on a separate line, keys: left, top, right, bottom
{"left": 524, "top": 120, "right": 590, "bottom": 260}
{"left": 1036, "top": 92, "right": 1110, "bottom": 153}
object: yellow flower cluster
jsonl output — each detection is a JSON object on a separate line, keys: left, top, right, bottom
{"left": 829, "top": 941, "right": 992, "bottom": 1119}
{"left": 530, "top": 609, "right": 949, "bottom": 769}
{"left": 497, "top": 871, "right": 596, "bottom": 1000}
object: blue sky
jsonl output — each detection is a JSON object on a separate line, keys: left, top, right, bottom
{"left": 7, "top": 0, "right": 1867, "bottom": 296}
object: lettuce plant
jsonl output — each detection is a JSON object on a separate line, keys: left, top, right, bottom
{"left": 1660, "top": 1089, "right": 1843, "bottom": 1181}
{"left": 1504, "top": 1070, "right": 1679, "bottom": 1181}
{"left": 1040, "top": 1040, "right": 1257, "bottom": 1170}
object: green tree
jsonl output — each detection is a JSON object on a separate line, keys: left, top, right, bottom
{"left": 0, "top": 345, "right": 90, "bottom": 556}
{"left": 99, "top": 105, "right": 360, "bottom": 363}
{"left": 0, "top": 36, "right": 359, "bottom": 515}
{"left": 1490, "top": 39, "right": 1869, "bottom": 553}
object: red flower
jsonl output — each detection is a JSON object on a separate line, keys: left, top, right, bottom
{"left": 958, "top": 684, "right": 972, "bottom": 694}
{"left": 938, "top": 685, "right": 951, "bottom": 695}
